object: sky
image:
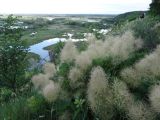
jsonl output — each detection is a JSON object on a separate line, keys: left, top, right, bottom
{"left": 0, "top": 0, "right": 152, "bottom": 14}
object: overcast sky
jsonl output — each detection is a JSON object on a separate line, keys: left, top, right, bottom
{"left": 0, "top": 0, "right": 152, "bottom": 14}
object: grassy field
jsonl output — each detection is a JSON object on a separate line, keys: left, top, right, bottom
{"left": 22, "top": 26, "right": 67, "bottom": 46}
{"left": 21, "top": 16, "right": 114, "bottom": 46}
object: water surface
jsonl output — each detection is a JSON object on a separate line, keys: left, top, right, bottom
{"left": 29, "top": 38, "right": 66, "bottom": 61}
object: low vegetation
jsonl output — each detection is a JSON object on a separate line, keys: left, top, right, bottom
{"left": 20, "top": 16, "right": 112, "bottom": 46}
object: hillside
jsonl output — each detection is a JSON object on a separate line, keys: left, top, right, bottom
{"left": 0, "top": 12, "right": 160, "bottom": 120}
{"left": 114, "top": 11, "right": 146, "bottom": 24}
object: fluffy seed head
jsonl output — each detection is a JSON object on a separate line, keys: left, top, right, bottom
{"left": 87, "top": 66, "right": 113, "bottom": 120}
{"left": 121, "top": 68, "right": 142, "bottom": 88}
{"left": 149, "top": 84, "right": 160, "bottom": 113}
{"left": 135, "top": 46, "right": 160, "bottom": 77}
{"left": 87, "top": 66, "right": 108, "bottom": 108}
{"left": 86, "top": 33, "right": 97, "bottom": 45}
{"left": 121, "top": 45, "right": 160, "bottom": 88}
{"left": 32, "top": 74, "right": 50, "bottom": 90}
{"left": 75, "top": 30, "right": 143, "bottom": 71}
{"left": 43, "top": 82, "right": 60, "bottom": 102}
{"left": 75, "top": 52, "right": 92, "bottom": 70}
{"left": 88, "top": 66, "right": 108, "bottom": 95}
{"left": 109, "top": 31, "right": 143, "bottom": 60}
{"left": 128, "top": 102, "right": 155, "bottom": 120}
{"left": 68, "top": 67, "right": 83, "bottom": 88}
{"left": 60, "top": 41, "right": 78, "bottom": 62}
{"left": 112, "top": 80, "right": 134, "bottom": 106}
{"left": 43, "top": 62, "right": 56, "bottom": 77}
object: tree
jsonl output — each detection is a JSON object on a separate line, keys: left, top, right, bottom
{"left": 0, "top": 15, "right": 28, "bottom": 92}
{"left": 150, "top": 0, "right": 160, "bottom": 16}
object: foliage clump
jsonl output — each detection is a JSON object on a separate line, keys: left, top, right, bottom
{"left": 0, "top": 15, "right": 28, "bottom": 91}
{"left": 150, "top": 0, "right": 160, "bottom": 16}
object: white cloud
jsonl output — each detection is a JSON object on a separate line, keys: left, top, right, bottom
{"left": 0, "top": 0, "right": 152, "bottom": 14}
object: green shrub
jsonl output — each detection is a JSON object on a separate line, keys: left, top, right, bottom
{"left": 132, "top": 17, "right": 160, "bottom": 50}
{"left": 114, "top": 11, "right": 143, "bottom": 25}
{"left": 75, "top": 41, "right": 88, "bottom": 52}
{"left": 131, "top": 77, "right": 159, "bottom": 101}
{"left": 52, "top": 99, "right": 71, "bottom": 119}
{"left": 92, "top": 56, "right": 116, "bottom": 77}
{"left": 150, "top": 0, "right": 160, "bottom": 16}
{"left": 64, "top": 20, "right": 82, "bottom": 26}
{"left": 0, "top": 15, "right": 29, "bottom": 91}
{"left": 72, "top": 32, "right": 84, "bottom": 39}
{"left": 58, "top": 62, "right": 74, "bottom": 78}
{"left": 27, "top": 94, "right": 46, "bottom": 113}
{"left": 0, "top": 88, "right": 13, "bottom": 102}
{"left": 72, "top": 98, "right": 88, "bottom": 120}
{"left": 0, "top": 97, "right": 31, "bottom": 120}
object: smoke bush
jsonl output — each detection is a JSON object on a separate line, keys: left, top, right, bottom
{"left": 31, "top": 74, "right": 51, "bottom": 90}
{"left": 68, "top": 67, "right": 83, "bottom": 88}
{"left": 87, "top": 40, "right": 106, "bottom": 59}
{"left": 87, "top": 66, "right": 108, "bottom": 98}
{"left": 112, "top": 80, "right": 134, "bottom": 119}
{"left": 75, "top": 41, "right": 105, "bottom": 70}
{"left": 135, "top": 45, "right": 160, "bottom": 77}
{"left": 109, "top": 31, "right": 143, "bottom": 60}
{"left": 128, "top": 102, "right": 155, "bottom": 120}
{"left": 42, "top": 82, "right": 60, "bottom": 102}
{"left": 75, "top": 52, "right": 92, "bottom": 70}
{"left": 149, "top": 84, "right": 160, "bottom": 113}
{"left": 121, "top": 67, "right": 142, "bottom": 87}
{"left": 87, "top": 66, "right": 113, "bottom": 120}
{"left": 32, "top": 62, "right": 62, "bottom": 103}
{"left": 75, "top": 30, "right": 143, "bottom": 70}
{"left": 43, "top": 62, "right": 56, "bottom": 77}
{"left": 112, "top": 80, "right": 134, "bottom": 107}
{"left": 60, "top": 41, "right": 78, "bottom": 62}
{"left": 86, "top": 33, "right": 97, "bottom": 45}
{"left": 75, "top": 41, "right": 106, "bottom": 70}
{"left": 121, "top": 45, "right": 160, "bottom": 87}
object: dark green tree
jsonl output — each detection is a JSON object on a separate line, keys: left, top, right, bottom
{"left": 150, "top": 0, "right": 160, "bottom": 16}
{"left": 0, "top": 15, "right": 28, "bottom": 92}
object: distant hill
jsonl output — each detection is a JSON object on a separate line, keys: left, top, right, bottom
{"left": 114, "top": 11, "right": 147, "bottom": 25}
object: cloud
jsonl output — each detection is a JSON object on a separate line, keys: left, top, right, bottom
{"left": 0, "top": 0, "right": 152, "bottom": 14}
